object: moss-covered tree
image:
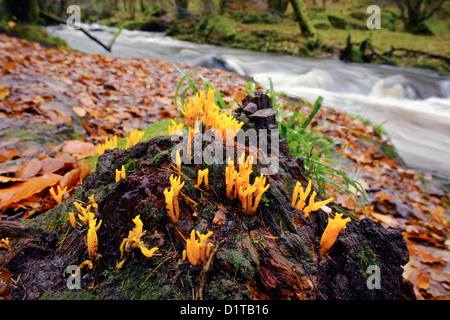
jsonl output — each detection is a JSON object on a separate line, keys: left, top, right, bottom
{"left": 289, "top": 0, "right": 316, "bottom": 39}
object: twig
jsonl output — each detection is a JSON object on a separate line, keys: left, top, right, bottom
{"left": 140, "top": 256, "right": 171, "bottom": 288}
{"left": 198, "top": 245, "right": 218, "bottom": 300}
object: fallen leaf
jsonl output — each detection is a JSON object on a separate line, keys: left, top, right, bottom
{"left": 417, "top": 273, "right": 430, "bottom": 290}
{"left": 60, "top": 168, "right": 81, "bottom": 190}
{"left": 0, "top": 86, "right": 10, "bottom": 100}
{"left": 213, "top": 209, "right": 227, "bottom": 225}
{"left": 15, "top": 158, "right": 41, "bottom": 180}
{"left": 79, "top": 161, "right": 92, "bottom": 182}
{"left": 0, "top": 173, "right": 61, "bottom": 210}
{"left": 234, "top": 91, "right": 246, "bottom": 104}
{"left": 71, "top": 106, "right": 86, "bottom": 117}
{"left": 39, "top": 153, "right": 75, "bottom": 175}
{"left": 62, "top": 140, "right": 95, "bottom": 155}
{"left": 0, "top": 148, "right": 19, "bottom": 163}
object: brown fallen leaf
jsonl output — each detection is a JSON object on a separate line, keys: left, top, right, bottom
{"left": 62, "top": 140, "right": 95, "bottom": 155}
{"left": 15, "top": 158, "right": 41, "bottom": 180}
{"left": 416, "top": 273, "right": 431, "bottom": 290}
{"left": 71, "top": 106, "right": 86, "bottom": 117}
{"left": 213, "top": 209, "right": 227, "bottom": 225}
{"left": 0, "top": 173, "right": 61, "bottom": 210}
{"left": 0, "top": 148, "right": 19, "bottom": 164}
{"left": 79, "top": 161, "right": 92, "bottom": 182}
{"left": 60, "top": 168, "right": 81, "bottom": 190}
{"left": 39, "top": 153, "right": 75, "bottom": 175}
{"left": 0, "top": 268, "right": 12, "bottom": 299}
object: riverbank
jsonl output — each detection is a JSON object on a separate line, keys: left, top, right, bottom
{"left": 0, "top": 33, "right": 449, "bottom": 299}
{"left": 90, "top": 1, "right": 450, "bottom": 76}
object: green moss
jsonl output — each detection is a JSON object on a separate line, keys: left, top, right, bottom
{"left": 1, "top": 23, "right": 67, "bottom": 48}
{"left": 358, "top": 245, "right": 378, "bottom": 280}
{"left": 218, "top": 248, "right": 257, "bottom": 281}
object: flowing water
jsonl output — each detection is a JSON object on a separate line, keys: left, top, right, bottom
{"left": 46, "top": 24, "right": 450, "bottom": 178}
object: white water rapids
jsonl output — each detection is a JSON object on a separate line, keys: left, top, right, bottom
{"left": 46, "top": 24, "right": 450, "bottom": 178}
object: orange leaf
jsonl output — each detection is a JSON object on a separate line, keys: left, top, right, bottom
{"left": 39, "top": 153, "right": 75, "bottom": 175}
{"left": 234, "top": 91, "right": 246, "bottom": 104}
{"left": 15, "top": 158, "right": 41, "bottom": 180}
{"left": 0, "top": 148, "right": 19, "bottom": 164}
{"left": 375, "top": 191, "right": 393, "bottom": 202}
{"left": 79, "top": 161, "right": 92, "bottom": 182}
{"left": 416, "top": 273, "right": 430, "bottom": 290}
{"left": 71, "top": 106, "right": 86, "bottom": 117}
{"left": 0, "top": 173, "right": 61, "bottom": 210}
{"left": 60, "top": 168, "right": 81, "bottom": 190}
{"left": 62, "top": 140, "right": 95, "bottom": 155}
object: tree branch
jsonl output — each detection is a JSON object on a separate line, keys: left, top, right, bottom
{"left": 40, "top": 11, "right": 123, "bottom": 52}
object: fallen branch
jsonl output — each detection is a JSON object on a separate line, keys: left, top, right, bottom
{"left": 385, "top": 47, "right": 450, "bottom": 64}
{"left": 40, "top": 11, "right": 124, "bottom": 52}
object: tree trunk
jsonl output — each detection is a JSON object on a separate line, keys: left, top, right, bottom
{"left": 289, "top": 0, "right": 316, "bottom": 38}
{"left": 1, "top": 0, "right": 40, "bottom": 24}
{"left": 268, "top": 0, "right": 289, "bottom": 15}
{"left": 174, "top": 0, "right": 189, "bottom": 18}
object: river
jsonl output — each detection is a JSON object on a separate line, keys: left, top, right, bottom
{"left": 46, "top": 24, "right": 450, "bottom": 178}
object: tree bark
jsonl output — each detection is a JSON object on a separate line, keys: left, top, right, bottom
{"left": 289, "top": 0, "right": 316, "bottom": 38}
{"left": 1, "top": 0, "right": 40, "bottom": 24}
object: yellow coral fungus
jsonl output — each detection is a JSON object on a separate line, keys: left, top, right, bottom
{"left": 180, "top": 89, "right": 243, "bottom": 141}
{"left": 0, "top": 237, "right": 11, "bottom": 251}
{"left": 291, "top": 180, "right": 312, "bottom": 211}
{"left": 182, "top": 229, "right": 214, "bottom": 266}
{"left": 302, "top": 191, "right": 334, "bottom": 218}
{"left": 68, "top": 211, "right": 77, "bottom": 228}
{"left": 319, "top": 212, "right": 351, "bottom": 259}
{"left": 73, "top": 201, "right": 92, "bottom": 226}
{"left": 97, "top": 135, "right": 118, "bottom": 156}
{"left": 291, "top": 180, "right": 333, "bottom": 217}
{"left": 238, "top": 174, "right": 270, "bottom": 215}
{"left": 125, "top": 129, "right": 144, "bottom": 149}
{"left": 84, "top": 211, "right": 102, "bottom": 263}
{"left": 225, "top": 153, "right": 254, "bottom": 201}
{"left": 168, "top": 119, "right": 184, "bottom": 136}
{"left": 88, "top": 194, "right": 98, "bottom": 210}
{"left": 164, "top": 174, "right": 185, "bottom": 223}
{"left": 49, "top": 185, "right": 67, "bottom": 204}
{"left": 225, "top": 154, "right": 269, "bottom": 215}
{"left": 115, "top": 165, "right": 126, "bottom": 183}
{"left": 195, "top": 168, "right": 209, "bottom": 190}
{"left": 116, "top": 215, "right": 159, "bottom": 269}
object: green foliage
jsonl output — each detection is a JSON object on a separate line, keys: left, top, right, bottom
{"left": 267, "top": 85, "right": 367, "bottom": 208}
{"left": 174, "top": 65, "right": 229, "bottom": 110}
